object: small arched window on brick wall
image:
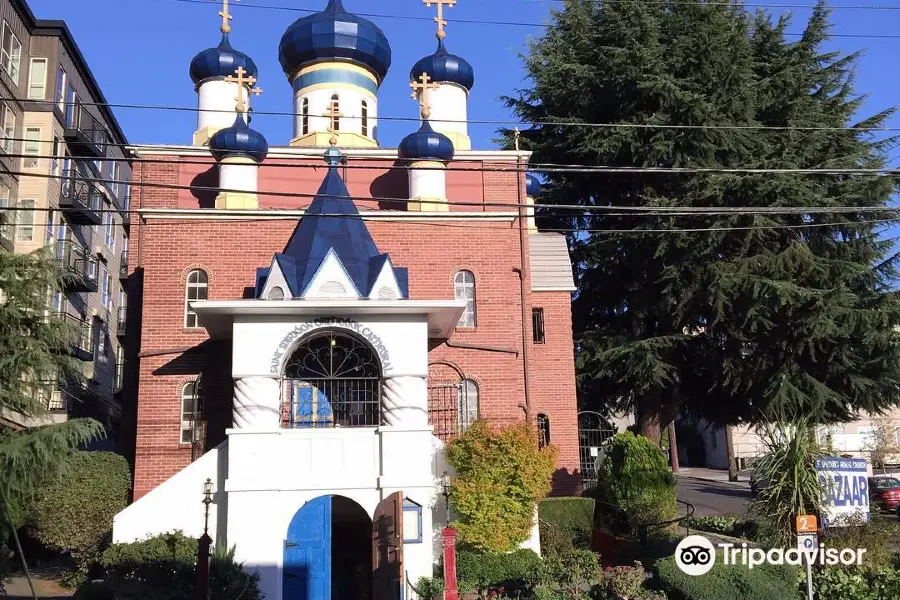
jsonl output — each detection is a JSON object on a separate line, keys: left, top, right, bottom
{"left": 184, "top": 269, "right": 208, "bottom": 328}
{"left": 537, "top": 413, "right": 550, "bottom": 448}
{"left": 459, "top": 379, "right": 479, "bottom": 433}
{"left": 180, "top": 380, "right": 200, "bottom": 444}
{"left": 454, "top": 270, "right": 476, "bottom": 327}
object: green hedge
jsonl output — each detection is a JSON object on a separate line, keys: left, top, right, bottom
{"left": 81, "top": 531, "right": 261, "bottom": 600}
{"left": 539, "top": 498, "right": 594, "bottom": 539}
{"left": 28, "top": 451, "right": 131, "bottom": 573}
{"left": 457, "top": 548, "right": 542, "bottom": 594}
{"left": 656, "top": 552, "right": 799, "bottom": 600}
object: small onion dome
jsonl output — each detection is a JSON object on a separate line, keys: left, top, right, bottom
{"left": 410, "top": 39, "right": 474, "bottom": 91}
{"left": 526, "top": 174, "right": 542, "bottom": 198}
{"left": 398, "top": 120, "right": 455, "bottom": 163}
{"left": 278, "top": 0, "right": 391, "bottom": 84}
{"left": 209, "top": 114, "right": 269, "bottom": 163}
{"left": 190, "top": 34, "right": 258, "bottom": 86}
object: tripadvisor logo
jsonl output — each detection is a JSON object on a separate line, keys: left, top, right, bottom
{"left": 674, "top": 535, "right": 867, "bottom": 576}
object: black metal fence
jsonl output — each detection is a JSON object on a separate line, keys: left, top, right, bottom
{"left": 282, "top": 378, "right": 381, "bottom": 428}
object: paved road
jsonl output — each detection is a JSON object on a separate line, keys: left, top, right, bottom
{"left": 676, "top": 476, "right": 752, "bottom": 517}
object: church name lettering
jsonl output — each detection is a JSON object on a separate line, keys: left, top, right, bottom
{"left": 269, "top": 317, "right": 393, "bottom": 374}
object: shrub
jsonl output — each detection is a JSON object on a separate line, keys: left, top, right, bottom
{"left": 594, "top": 432, "right": 676, "bottom": 531}
{"left": 656, "top": 552, "right": 799, "bottom": 600}
{"left": 539, "top": 548, "right": 600, "bottom": 600}
{"left": 684, "top": 516, "right": 757, "bottom": 539}
{"left": 28, "top": 451, "right": 130, "bottom": 574}
{"left": 601, "top": 563, "right": 646, "bottom": 600}
{"left": 539, "top": 498, "right": 595, "bottom": 551}
{"left": 813, "top": 565, "right": 900, "bottom": 600}
{"left": 446, "top": 420, "right": 558, "bottom": 552}
{"left": 747, "top": 417, "right": 827, "bottom": 548}
{"left": 414, "top": 576, "right": 445, "bottom": 600}
{"left": 95, "top": 531, "right": 261, "bottom": 600}
{"left": 822, "top": 513, "right": 899, "bottom": 568}
{"left": 457, "top": 548, "right": 542, "bottom": 597}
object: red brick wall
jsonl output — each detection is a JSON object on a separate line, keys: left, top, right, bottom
{"left": 128, "top": 155, "right": 581, "bottom": 499}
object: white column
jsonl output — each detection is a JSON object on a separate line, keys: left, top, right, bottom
{"left": 232, "top": 376, "right": 281, "bottom": 429}
{"left": 382, "top": 376, "right": 427, "bottom": 427}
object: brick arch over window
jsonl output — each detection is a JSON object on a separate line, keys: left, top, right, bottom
{"left": 453, "top": 270, "right": 476, "bottom": 328}
{"left": 184, "top": 269, "right": 208, "bottom": 328}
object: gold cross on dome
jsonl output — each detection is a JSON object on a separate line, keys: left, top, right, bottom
{"left": 410, "top": 72, "right": 440, "bottom": 120}
{"left": 216, "top": 0, "right": 238, "bottom": 34}
{"left": 225, "top": 66, "right": 261, "bottom": 113}
{"left": 424, "top": 0, "right": 456, "bottom": 40}
{"left": 323, "top": 98, "right": 343, "bottom": 146}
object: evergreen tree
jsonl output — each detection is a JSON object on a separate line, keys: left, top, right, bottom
{"left": 506, "top": 0, "right": 900, "bottom": 442}
{"left": 0, "top": 245, "right": 103, "bottom": 571}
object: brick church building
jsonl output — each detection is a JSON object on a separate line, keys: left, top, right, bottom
{"left": 115, "top": 1, "right": 580, "bottom": 599}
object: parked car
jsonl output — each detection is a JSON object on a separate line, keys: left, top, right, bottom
{"left": 868, "top": 476, "right": 900, "bottom": 511}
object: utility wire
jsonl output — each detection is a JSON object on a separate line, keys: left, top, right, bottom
{"left": 5, "top": 164, "right": 900, "bottom": 216}
{"left": 7, "top": 97, "right": 900, "bottom": 134}
{"left": 6, "top": 147, "right": 900, "bottom": 177}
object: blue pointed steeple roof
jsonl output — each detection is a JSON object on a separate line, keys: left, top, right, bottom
{"left": 264, "top": 153, "right": 409, "bottom": 298}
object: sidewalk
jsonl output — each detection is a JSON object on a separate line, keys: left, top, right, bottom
{"left": 677, "top": 467, "right": 751, "bottom": 487}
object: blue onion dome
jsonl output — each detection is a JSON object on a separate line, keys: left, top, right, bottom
{"left": 410, "top": 39, "right": 474, "bottom": 91}
{"left": 398, "top": 120, "right": 455, "bottom": 163}
{"left": 209, "top": 115, "right": 269, "bottom": 163}
{"left": 190, "top": 34, "right": 258, "bottom": 86}
{"left": 278, "top": 0, "right": 392, "bottom": 84}
{"left": 526, "top": 174, "right": 542, "bottom": 198}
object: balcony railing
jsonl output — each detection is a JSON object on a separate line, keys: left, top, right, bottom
{"left": 59, "top": 169, "right": 103, "bottom": 225}
{"left": 119, "top": 250, "right": 128, "bottom": 279}
{"left": 56, "top": 239, "right": 99, "bottom": 293}
{"left": 64, "top": 105, "right": 108, "bottom": 157}
{"left": 29, "top": 379, "right": 95, "bottom": 414}
{"left": 117, "top": 306, "right": 127, "bottom": 336}
{"left": 280, "top": 378, "right": 381, "bottom": 428}
{"left": 56, "top": 311, "right": 94, "bottom": 361}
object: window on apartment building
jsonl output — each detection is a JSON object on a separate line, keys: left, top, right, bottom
{"left": 361, "top": 100, "right": 368, "bottom": 137}
{"left": 184, "top": 269, "right": 208, "bottom": 328}
{"left": 122, "top": 183, "right": 130, "bottom": 209}
{"left": 454, "top": 270, "right": 476, "bottom": 327}
{"left": 537, "top": 413, "right": 550, "bottom": 448}
{"left": 532, "top": 308, "right": 545, "bottom": 343}
{"left": 23, "top": 127, "right": 40, "bottom": 168}
{"left": 301, "top": 98, "right": 309, "bottom": 135}
{"left": 859, "top": 426, "right": 876, "bottom": 449}
{"left": 97, "top": 325, "right": 106, "bottom": 356}
{"left": 50, "top": 136, "right": 61, "bottom": 176}
{"left": 0, "top": 181, "right": 10, "bottom": 241}
{"left": 115, "top": 346, "right": 124, "bottom": 391}
{"left": 28, "top": 58, "right": 47, "bottom": 99}
{"left": 181, "top": 381, "right": 200, "bottom": 444}
{"left": 15, "top": 199, "right": 34, "bottom": 241}
{"left": 459, "top": 379, "right": 479, "bottom": 433}
{"left": 53, "top": 290, "right": 66, "bottom": 313}
{"left": 112, "top": 161, "right": 121, "bottom": 198}
{"left": 104, "top": 211, "right": 115, "bottom": 250}
{"left": 45, "top": 210, "right": 54, "bottom": 245}
{"left": 102, "top": 266, "right": 111, "bottom": 309}
{"left": 65, "top": 85, "right": 77, "bottom": 128}
{"left": 56, "top": 66, "right": 66, "bottom": 111}
{"left": 1, "top": 22, "right": 22, "bottom": 84}
{"left": 0, "top": 102, "right": 16, "bottom": 152}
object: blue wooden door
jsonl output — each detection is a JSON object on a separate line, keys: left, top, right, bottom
{"left": 284, "top": 496, "right": 332, "bottom": 600}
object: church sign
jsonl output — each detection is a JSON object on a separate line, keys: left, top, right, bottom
{"left": 270, "top": 317, "right": 393, "bottom": 375}
{"left": 816, "top": 457, "right": 870, "bottom": 527}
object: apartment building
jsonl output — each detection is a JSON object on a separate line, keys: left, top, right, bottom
{"left": 0, "top": 0, "right": 131, "bottom": 450}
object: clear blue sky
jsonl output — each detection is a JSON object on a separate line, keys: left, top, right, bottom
{"left": 28, "top": 0, "right": 900, "bottom": 163}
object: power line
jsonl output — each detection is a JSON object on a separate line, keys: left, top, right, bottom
{"left": 6, "top": 147, "right": 900, "bottom": 178}
{"left": 6, "top": 162, "right": 900, "bottom": 216}
{"left": 9, "top": 96, "right": 900, "bottom": 134}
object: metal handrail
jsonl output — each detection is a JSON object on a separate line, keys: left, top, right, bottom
{"left": 60, "top": 169, "right": 103, "bottom": 212}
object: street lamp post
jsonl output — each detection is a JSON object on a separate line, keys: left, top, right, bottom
{"left": 195, "top": 478, "right": 214, "bottom": 600}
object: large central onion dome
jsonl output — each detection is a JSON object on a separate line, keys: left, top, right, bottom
{"left": 278, "top": 0, "right": 392, "bottom": 83}
{"left": 190, "top": 34, "right": 258, "bottom": 87}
